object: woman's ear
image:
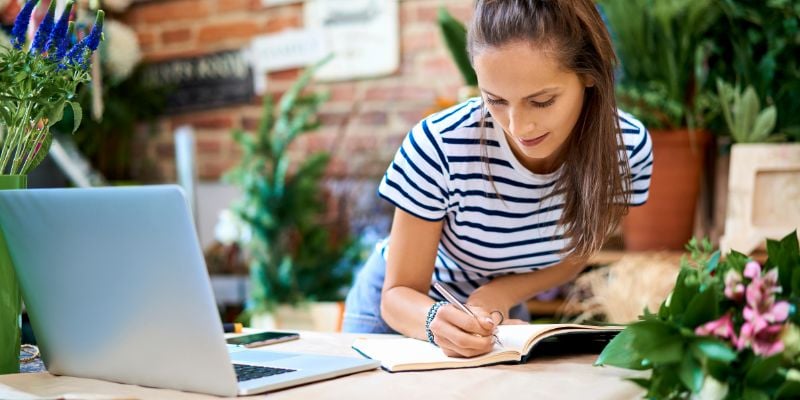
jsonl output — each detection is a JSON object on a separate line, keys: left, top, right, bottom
{"left": 583, "top": 75, "right": 596, "bottom": 88}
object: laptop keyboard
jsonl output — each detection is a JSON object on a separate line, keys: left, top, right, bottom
{"left": 233, "top": 363, "right": 296, "bottom": 382}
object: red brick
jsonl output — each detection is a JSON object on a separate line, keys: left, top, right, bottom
{"left": 264, "top": 14, "right": 301, "bottom": 34}
{"left": 172, "top": 115, "right": 234, "bottom": 130}
{"left": 144, "top": 48, "right": 207, "bottom": 63}
{"left": 403, "top": 30, "right": 438, "bottom": 54}
{"left": 364, "top": 86, "right": 436, "bottom": 102}
{"left": 342, "top": 135, "right": 378, "bottom": 153}
{"left": 217, "top": 0, "right": 251, "bottom": 13}
{"left": 305, "top": 133, "right": 336, "bottom": 154}
{"left": 196, "top": 139, "right": 223, "bottom": 155}
{"left": 127, "top": 0, "right": 211, "bottom": 24}
{"left": 267, "top": 68, "right": 301, "bottom": 82}
{"left": 198, "top": 20, "right": 260, "bottom": 44}
{"left": 398, "top": 109, "right": 428, "bottom": 125}
{"left": 356, "top": 111, "right": 388, "bottom": 126}
{"left": 198, "top": 160, "right": 229, "bottom": 180}
{"left": 419, "top": 3, "right": 472, "bottom": 24}
{"left": 161, "top": 28, "right": 192, "bottom": 45}
{"left": 327, "top": 84, "right": 357, "bottom": 102}
{"left": 422, "top": 55, "right": 460, "bottom": 78}
{"left": 137, "top": 31, "right": 157, "bottom": 51}
{"left": 318, "top": 112, "right": 349, "bottom": 127}
{"left": 156, "top": 143, "right": 175, "bottom": 157}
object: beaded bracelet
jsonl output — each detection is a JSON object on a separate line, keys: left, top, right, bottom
{"left": 425, "top": 301, "right": 448, "bottom": 346}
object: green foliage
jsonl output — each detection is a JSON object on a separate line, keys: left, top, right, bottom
{"left": 53, "top": 65, "right": 169, "bottom": 180}
{"left": 705, "top": 0, "right": 800, "bottom": 142}
{"left": 716, "top": 80, "right": 779, "bottom": 143}
{"left": 600, "top": 0, "right": 720, "bottom": 130}
{"left": 224, "top": 58, "right": 362, "bottom": 314}
{"left": 596, "top": 231, "right": 800, "bottom": 399}
{"left": 437, "top": 7, "right": 477, "bottom": 87}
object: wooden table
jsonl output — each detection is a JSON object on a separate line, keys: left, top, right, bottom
{"left": 0, "top": 331, "right": 646, "bottom": 399}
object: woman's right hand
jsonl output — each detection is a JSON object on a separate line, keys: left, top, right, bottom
{"left": 428, "top": 304, "right": 497, "bottom": 358}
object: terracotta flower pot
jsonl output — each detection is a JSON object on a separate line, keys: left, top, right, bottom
{"left": 622, "top": 130, "right": 709, "bottom": 250}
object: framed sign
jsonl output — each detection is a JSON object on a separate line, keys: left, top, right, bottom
{"left": 304, "top": 0, "right": 399, "bottom": 81}
{"left": 143, "top": 50, "right": 254, "bottom": 114}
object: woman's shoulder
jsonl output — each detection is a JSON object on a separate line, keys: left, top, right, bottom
{"left": 616, "top": 109, "right": 649, "bottom": 147}
{"left": 420, "top": 97, "right": 485, "bottom": 137}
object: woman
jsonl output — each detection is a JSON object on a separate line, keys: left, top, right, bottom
{"left": 343, "top": 0, "right": 653, "bottom": 358}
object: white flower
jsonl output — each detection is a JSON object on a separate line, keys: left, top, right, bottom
{"left": 101, "top": 19, "right": 141, "bottom": 82}
{"left": 214, "top": 209, "right": 251, "bottom": 246}
{"left": 691, "top": 376, "right": 729, "bottom": 400}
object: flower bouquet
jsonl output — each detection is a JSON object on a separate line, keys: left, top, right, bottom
{"left": 0, "top": 0, "right": 103, "bottom": 375}
{"left": 595, "top": 232, "right": 800, "bottom": 399}
{"left": 0, "top": 0, "right": 104, "bottom": 176}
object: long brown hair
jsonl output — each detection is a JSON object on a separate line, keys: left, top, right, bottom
{"left": 467, "top": 0, "right": 631, "bottom": 258}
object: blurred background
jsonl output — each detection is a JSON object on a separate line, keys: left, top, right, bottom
{"left": 2, "top": 0, "right": 798, "bottom": 331}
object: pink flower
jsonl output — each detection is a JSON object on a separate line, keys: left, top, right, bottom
{"left": 738, "top": 323, "right": 785, "bottom": 356}
{"left": 696, "top": 312, "right": 737, "bottom": 344}
{"left": 724, "top": 269, "right": 745, "bottom": 301}
{"left": 743, "top": 261, "right": 761, "bottom": 279}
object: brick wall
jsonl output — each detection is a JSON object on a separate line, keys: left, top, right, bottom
{"left": 122, "top": 0, "right": 474, "bottom": 236}
{"left": 123, "top": 0, "right": 474, "bottom": 182}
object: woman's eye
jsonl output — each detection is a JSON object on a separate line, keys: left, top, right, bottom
{"left": 531, "top": 98, "right": 555, "bottom": 108}
{"left": 485, "top": 97, "right": 506, "bottom": 106}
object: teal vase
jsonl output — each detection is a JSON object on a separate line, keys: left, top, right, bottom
{"left": 0, "top": 175, "right": 26, "bottom": 374}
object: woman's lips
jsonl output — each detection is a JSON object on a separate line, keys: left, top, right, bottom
{"left": 517, "top": 132, "right": 549, "bottom": 147}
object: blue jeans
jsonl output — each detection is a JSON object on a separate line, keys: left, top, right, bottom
{"left": 343, "top": 248, "right": 532, "bottom": 333}
{"left": 342, "top": 248, "right": 397, "bottom": 333}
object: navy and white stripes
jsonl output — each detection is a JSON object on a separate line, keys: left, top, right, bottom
{"left": 377, "top": 98, "right": 653, "bottom": 302}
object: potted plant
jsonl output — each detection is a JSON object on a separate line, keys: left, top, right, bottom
{"left": 0, "top": 0, "right": 103, "bottom": 373}
{"left": 599, "top": 0, "right": 719, "bottom": 250}
{"left": 702, "top": 1, "right": 800, "bottom": 255}
{"left": 437, "top": 6, "right": 478, "bottom": 102}
{"left": 223, "top": 58, "right": 363, "bottom": 331}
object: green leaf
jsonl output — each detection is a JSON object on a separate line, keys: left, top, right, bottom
{"left": 21, "top": 130, "right": 52, "bottom": 175}
{"left": 752, "top": 105, "right": 777, "bottom": 140}
{"left": 743, "top": 387, "right": 770, "bottom": 400}
{"left": 745, "top": 354, "right": 782, "bottom": 386}
{"left": 765, "top": 231, "right": 800, "bottom": 295}
{"left": 625, "top": 377, "right": 651, "bottom": 389}
{"left": 594, "top": 327, "right": 650, "bottom": 370}
{"left": 679, "top": 354, "right": 703, "bottom": 392}
{"left": 682, "top": 286, "right": 720, "bottom": 328}
{"left": 669, "top": 268, "right": 700, "bottom": 318}
{"left": 630, "top": 320, "right": 685, "bottom": 364}
{"left": 437, "top": 7, "right": 477, "bottom": 86}
{"left": 68, "top": 101, "right": 82, "bottom": 133}
{"left": 706, "top": 251, "right": 721, "bottom": 274}
{"left": 46, "top": 101, "right": 66, "bottom": 128}
{"left": 690, "top": 338, "right": 737, "bottom": 362}
{"left": 776, "top": 379, "right": 800, "bottom": 399}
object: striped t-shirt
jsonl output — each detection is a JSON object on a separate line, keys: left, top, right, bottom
{"left": 377, "top": 98, "right": 653, "bottom": 302}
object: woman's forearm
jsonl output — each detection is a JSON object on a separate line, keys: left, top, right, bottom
{"left": 380, "top": 286, "right": 435, "bottom": 340}
{"left": 467, "top": 257, "right": 588, "bottom": 317}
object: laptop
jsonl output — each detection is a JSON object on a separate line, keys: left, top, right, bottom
{"left": 0, "top": 185, "right": 379, "bottom": 396}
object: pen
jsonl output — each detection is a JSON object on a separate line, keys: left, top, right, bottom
{"left": 432, "top": 282, "right": 502, "bottom": 346}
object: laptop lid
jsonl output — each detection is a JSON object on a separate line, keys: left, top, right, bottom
{"left": 0, "top": 185, "right": 239, "bottom": 396}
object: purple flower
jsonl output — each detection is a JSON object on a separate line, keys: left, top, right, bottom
{"left": 65, "top": 11, "right": 104, "bottom": 68}
{"left": 10, "top": 0, "right": 37, "bottom": 50}
{"left": 46, "top": 1, "right": 74, "bottom": 59}
{"left": 30, "top": 1, "right": 57, "bottom": 55}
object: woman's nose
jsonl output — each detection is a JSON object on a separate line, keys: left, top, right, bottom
{"left": 509, "top": 108, "right": 535, "bottom": 136}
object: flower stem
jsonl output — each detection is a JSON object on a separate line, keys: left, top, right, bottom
{"left": 19, "top": 126, "right": 48, "bottom": 175}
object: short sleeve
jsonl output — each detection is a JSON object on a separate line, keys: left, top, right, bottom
{"left": 378, "top": 120, "right": 450, "bottom": 221}
{"left": 624, "top": 120, "right": 653, "bottom": 206}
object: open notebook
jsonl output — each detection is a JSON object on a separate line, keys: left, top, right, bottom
{"left": 352, "top": 324, "right": 622, "bottom": 372}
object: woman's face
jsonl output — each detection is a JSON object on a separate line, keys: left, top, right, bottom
{"left": 473, "top": 42, "right": 589, "bottom": 174}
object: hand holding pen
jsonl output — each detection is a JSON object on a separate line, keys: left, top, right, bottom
{"left": 429, "top": 282, "right": 501, "bottom": 358}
